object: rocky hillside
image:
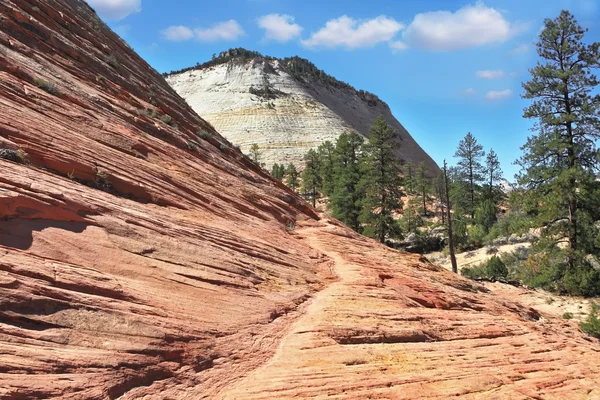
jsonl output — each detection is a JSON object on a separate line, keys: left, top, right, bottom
{"left": 166, "top": 49, "right": 439, "bottom": 174}
{"left": 1, "top": 1, "right": 599, "bottom": 399}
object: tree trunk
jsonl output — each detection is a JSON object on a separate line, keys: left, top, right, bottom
{"left": 563, "top": 74, "right": 577, "bottom": 271}
{"left": 469, "top": 159, "right": 475, "bottom": 219}
{"left": 444, "top": 161, "right": 458, "bottom": 274}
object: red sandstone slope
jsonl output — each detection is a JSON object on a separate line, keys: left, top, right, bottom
{"left": 1, "top": 1, "right": 599, "bottom": 399}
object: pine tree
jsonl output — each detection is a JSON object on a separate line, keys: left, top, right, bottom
{"left": 518, "top": 10, "right": 600, "bottom": 295}
{"left": 443, "top": 160, "right": 458, "bottom": 273}
{"left": 250, "top": 143, "right": 260, "bottom": 163}
{"left": 318, "top": 141, "right": 335, "bottom": 197}
{"left": 435, "top": 171, "right": 446, "bottom": 224}
{"left": 359, "top": 116, "right": 404, "bottom": 244}
{"left": 484, "top": 149, "right": 502, "bottom": 201}
{"left": 271, "top": 163, "right": 285, "bottom": 180}
{"left": 454, "top": 132, "right": 485, "bottom": 218}
{"left": 403, "top": 162, "right": 416, "bottom": 195}
{"left": 285, "top": 163, "right": 298, "bottom": 191}
{"left": 302, "top": 149, "right": 322, "bottom": 207}
{"left": 415, "top": 162, "right": 431, "bottom": 216}
{"left": 330, "top": 132, "right": 364, "bottom": 232}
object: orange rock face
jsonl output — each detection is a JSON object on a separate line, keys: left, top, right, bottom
{"left": 1, "top": 1, "right": 599, "bottom": 399}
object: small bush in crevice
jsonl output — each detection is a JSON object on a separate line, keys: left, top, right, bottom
{"left": 138, "top": 108, "right": 159, "bottom": 119}
{"left": 187, "top": 141, "right": 198, "bottom": 152}
{"left": 219, "top": 144, "right": 229, "bottom": 153}
{"left": 0, "top": 148, "right": 28, "bottom": 164}
{"left": 33, "top": 78, "right": 59, "bottom": 96}
{"left": 197, "top": 130, "right": 211, "bottom": 140}
{"left": 158, "top": 114, "right": 176, "bottom": 127}
{"left": 104, "top": 54, "right": 118, "bottom": 68}
{"left": 580, "top": 303, "right": 600, "bottom": 339}
{"left": 93, "top": 171, "right": 112, "bottom": 192}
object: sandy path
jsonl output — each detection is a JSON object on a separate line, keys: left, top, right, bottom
{"left": 216, "top": 221, "right": 600, "bottom": 399}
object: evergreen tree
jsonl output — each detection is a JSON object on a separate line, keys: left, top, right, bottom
{"left": 302, "top": 149, "right": 322, "bottom": 207}
{"left": 415, "top": 162, "right": 431, "bottom": 216}
{"left": 318, "top": 141, "right": 336, "bottom": 196}
{"left": 403, "top": 162, "right": 416, "bottom": 195}
{"left": 454, "top": 132, "right": 485, "bottom": 218}
{"left": 250, "top": 143, "right": 261, "bottom": 163}
{"left": 271, "top": 163, "right": 285, "bottom": 180}
{"left": 331, "top": 132, "right": 364, "bottom": 232}
{"left": 359, "top": 116, "right": 404, "bottom": 244}
{"left": 518, "top": 10, "right": 600, "bottom": 295}
{"left": 435, "top": 170, "right": 446, "bottom": 224}
{"left": 286, "top": 163, "right": 299, "bottom": 191}
{"left": 443, "top": 160, "right": 458, "bottom": 273}
{"left": 448, "top": 165, "right": 471, "bottom": 217}
{"left": 484, "top": 149, "right": 503, "bottom": 201}
{"left": 475, "top": 199, "right": 498, "bottom": 234}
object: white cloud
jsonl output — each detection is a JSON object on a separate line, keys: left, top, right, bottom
{"left": 302, "top": 15, "right": 404, "bottom": 49}
{"left": 162, "top": 20, "right": 245, "bottom": 43}
{"left": 86, "top": 0, "right": 141, "bottom": 21}
{"left": 258, "top": 14, "right": 302, "bottom": 42}
{"left": 476, "top": 69, "right": 505, "bottom": 79}
{"left": 195, "top": 20, "right": 245, "bottom": 42}
{"left": 460, "top": 88, "right": 477, "bottom": 95}
{"left": 162, "top": 25, "right": 194, "bottom": 41}
{"left": 485, "top": 89, "right": 512, "bottom": 100}
{"left": 389, "top": 41, "right": 408, "bottom": 52}
{"left": 403, "top": 2, "right": 517, "bottom": 51}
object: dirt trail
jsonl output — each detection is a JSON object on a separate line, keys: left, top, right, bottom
{"left": 219, "top": 224, "right": 365, "bottom": 399}
{"left": 217, "top": 221, "right": 600, "bottom": 399}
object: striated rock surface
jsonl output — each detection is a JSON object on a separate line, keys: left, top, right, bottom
{"left": 0, "top": 1, "right": 599, "bottom": 399}
{"left": 166, "top": 54, "right": 439, "bottom": 174}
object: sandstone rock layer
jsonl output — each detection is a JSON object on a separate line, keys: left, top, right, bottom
{"left": 0, "top": 1, "right": 599, "bottom": 399}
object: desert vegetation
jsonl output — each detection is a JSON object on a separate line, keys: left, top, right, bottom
{"left": 277, "top": 10, "right": 600, "bottom": 300}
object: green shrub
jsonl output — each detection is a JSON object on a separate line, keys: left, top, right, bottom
{"left": 187, "top": 141, "right": 198, "bottom": 152}
{"left": 563, "top": 312, "right": 573, "bottom": 320}
{"left": 580, "top": 303, "right": 600, "bottom": 338}
{"left": 104, "top": 54, "right": 118, "bottom": 68}
{"left": 515, "top": 246, "right": 600, "bottom": 296}
{"left": 0, "top": 148, "right": 27, "bottom": 164}
{"left": 485, "top": 212, "right": 533, "bottom": 242}
{"left": 485, "top": 255, "right": 508, "bottom": 279}
{"left": 197, "top": 130, "right": 211, "bottom": 140}
{"left": 460, "top": 255, "right": 508, "bottom": 280}
{"left": 475, "top": 200, "right": 498, "bottom": 234}
{"left": 33, "top": 78, "right": 59, "bottom": 96}
{"left": 159, "top": 114, "right": 173, "bottom": 125}
{"left": 460, "top": 264, "right": 488, "bottom": 280}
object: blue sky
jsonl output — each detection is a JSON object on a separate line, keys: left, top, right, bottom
{"left": 87, "top": 0, "right": 600, "bottom": 181}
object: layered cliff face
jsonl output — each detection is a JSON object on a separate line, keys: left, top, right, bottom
{"left": 166, "top": 55, "right": 439, "bottom": 174}
{"left": 1, "top": 1, "right": 600, "bottom": 399}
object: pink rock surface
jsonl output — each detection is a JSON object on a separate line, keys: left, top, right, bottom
{"left": 0, "top": 1, "right": 599, "bottom": 399}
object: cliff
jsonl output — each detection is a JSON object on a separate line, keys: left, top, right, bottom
{"left": 166, "top": 50, "right": 439, "bottom": 174}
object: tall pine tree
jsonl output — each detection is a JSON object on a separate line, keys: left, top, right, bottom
{"left": 318, "top": 141, "right": 336, "bottom": 197}
{"left": 302, "top": 149, "right": 322, "bottom": 207}
{"left": 286, "top": 163, "right": 298, "bottom": 191}
{"left": 518, "top": 10, "right": 600, "bottom": 295}
{"left": 484, "top": 149, "right": 502, "bottom": 201}
{"left": 331, "top": 132, "right": 364, "bottom": 232}
{"left": 415, "top": 162, "right": 431, "bottom": 216}
{"left": 359, "top": 116, "right": 404, "bottom": 244}
{"left": 454, "top": 133, "right": 485, "bottom": 219}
